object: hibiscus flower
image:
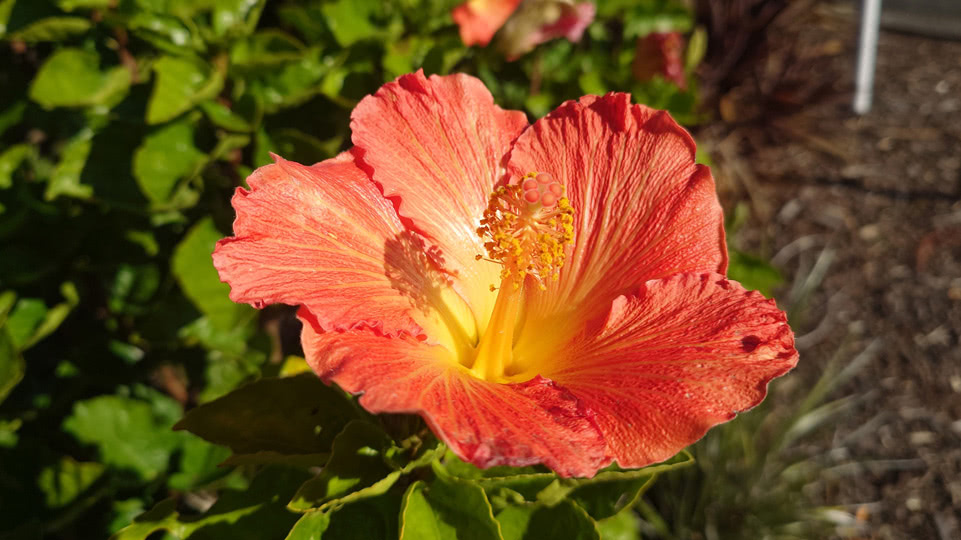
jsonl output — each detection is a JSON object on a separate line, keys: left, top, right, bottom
{"left": 633, "top": 31, "right": 688, "bottom": 90}
{"left": 453, "top": 0, "right": 595, "bottom": 59}
{"left": 213, "top": 71, "right": 798, "bottom": 478}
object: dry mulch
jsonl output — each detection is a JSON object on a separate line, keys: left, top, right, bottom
{"left": 698, "top": 2, "right": 961, "bottom": 538}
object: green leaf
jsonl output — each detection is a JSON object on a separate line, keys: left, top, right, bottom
{"left": 133, "top": 118, "right": 207, "bottom": 203}
{"left": 440, "top": 451, "right": 555, "bottom": 501}
{"left": 25, "top": 282, "right": 79, "bottom": 349}
{"left": 147, "top": 55, "right": 224, "bottom": 124}
{"left": 54, "top": 0, "right": 112, "bottom": 10}
{"left": 37, "top": 457, "right": 106, "bottom": 508}
{"left": 167, "top": 435, "right": 232, "bottom": 491}
{"left": 45, "top": 128, "right": 95, "bottom": 201}
{"left": 211, "top": 0, "right": 265, "bottom": 38}
{"left": 111, "top": 466, "right": 310, "bottom": 540}
{"left": 5, "top": 283, "right": 78, "bottom": 350}
{"left": 496, "top": 500, "right": 599, "bottom": 540}
{"left": 109, "top": 263, "right": 162, "bottom": 315}
{"left": 0, "top": 100, "right": 27, "bottom": 139}
{"left": 0, "top": 327, "right": 23, "bottom": 404}
{"left": 383, "top": 36, "right": 434, "bottom": 78}
{"left": 727, "top": 249, "right": 783, "bottom": 298}
{"left": 309, "top": 493, "right": 401, "bottom": 540}
{"left": 175, "top": 373, "right": 359, "bottom": 458}
{"left": 285, "top": 511, "right": 329, "bottom": 540}
{"left": 199, "top": 100, "right": 253, "bottom": 132}
{"left": 126, "top": 12, "right": 197, "bottom": 54}
{"left": 568, "top": 475, "right": 655, "bottom": 520}
{"left": 171, "top": 217, "right": 251, "bottom": 330}
{"left": 29, "top": 48, "right": 131, "bottom": 109}
{"left": 320, "top": 0, "right": 382, "bottom": 46}
{"left": 685, "top": 26, "right": 708, "bottom": 70}
{"left": 0, "top": 143, "right": 31, "bottom": 189}
{"left": 5, "top": 297, "right": 46, "bottom": 349}
{"left": 8, "top": 16, "right": 91, "bottom": 42}
{"left": 230, "top": 29, "right": 304, "bottom": 69}
{"left": 63, "top": 394, "right": 183, "bottom": 480}
{"left": 595, "top": 510, "right": 641, "bottom": 540}
{"left": 245, "top": 48, "right": 328, "bottom": 113}
{"left": 399, "top": 473, "right": 502, "bottom": 540}
{"left": 288, "top": 421, "right": 397, "bottom": 512}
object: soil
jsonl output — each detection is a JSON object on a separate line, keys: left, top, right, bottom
{"left": 697, "top": 2, "right": 961, "bottom": 538}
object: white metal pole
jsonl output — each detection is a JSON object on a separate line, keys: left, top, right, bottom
{"left": 854, "top": 0, "right": 883, "bottom": 114}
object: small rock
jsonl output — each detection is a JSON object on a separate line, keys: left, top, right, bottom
{"left": 906, "top": 497, "right": 922, "bottom": 511}
{"left": 909, "top": 431, "right": 936, "bottom": 445}
{"left": 859, "top": 224, "right": 881, "bottom": 241}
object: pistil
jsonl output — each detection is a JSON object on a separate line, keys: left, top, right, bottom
{"left": 467, "top": 172, "right": 575, "bottom": 381}
{"left": 470, "top": 275, "right": 522, "bottom": 381}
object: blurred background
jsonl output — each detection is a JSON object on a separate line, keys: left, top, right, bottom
{"left": 0, "top": 0, "right": 958, "bottom": 538}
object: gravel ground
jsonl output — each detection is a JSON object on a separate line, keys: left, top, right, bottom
{"left": 698, "top": 2, "right": 961, "bottom": 538}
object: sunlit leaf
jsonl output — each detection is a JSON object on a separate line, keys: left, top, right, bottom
{"left": 211, "top": 0, "right": 265, "bottom": 38}
{"left": 54, "top": 0, "right": 112, "bottom": 10}
{"left": 171, "top": 217, "right": 251, "bottom": 330}
{"left": 126, "top": 12, "right": 197, "bottom": 53}
{"left": 133, "top": 117, "right": 207, "bottom": 203}
{"left": 147, "top": 55, "right": 224, "bottom": 124}
{"left": 63, "top": 394, "right": 183, "bottom": 480}
{"left": 45, "top": 128, "right": 95, "bottom": 201}
{"left": 399, "top": 472, "right": 501, "bottom": 540}
{"left": 199, "top": 100, "right": 252, "bottom": 132}
{"left": 6, "top": 282, "right": 79, "bottom": 350}
{"left": 0, "top": 144, "right": 31, "bottom": 189}
{"left": 0, "top": 327, "right": 23, "bottom": 404}
{"left": 285, "top": 511, "right": 329, "bottom": 540}
{"left": 37, "top": 457, "right": 106, "bottom": 508}
{"left": 29, "top": 49, "right": 131, "bottom": 109}
{"left": 230, "top": 29, "right": 304, "bottom": 69}
{"left": 288, "top": 421, "right": 397, "bottom": 512}
{"left": 8, "top": 16, "right": 91, "bottom": 42}
{"left": 320, "top": 0, "right": 382, "bottom": 47}
{"left": 245, "top": 48, "right": 328, "bottom": 113}
{"left": 595, "top": 510, "right": 641, "bottom": 540}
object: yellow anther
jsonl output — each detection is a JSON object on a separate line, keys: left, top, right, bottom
{"left": 475, "top": 172, "right": 575, "bottom": 290}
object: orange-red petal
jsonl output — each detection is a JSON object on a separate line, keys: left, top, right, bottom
{"left": 507, "top": 93, "right": 727, "bottom": 329}
{"left": 298, "top": 308, "right": 608, "bottom": 477}
{"left": 550, "top": 273, "right": 798, "bottom": 469}
{"left": 452, "top": 0, "right": 522, "bottom": 46}
{"left": 351, "top": 71, "right": 529, "bottom": 325}
{"left": 214, "top": 151, "right": 437, "bottom": 336}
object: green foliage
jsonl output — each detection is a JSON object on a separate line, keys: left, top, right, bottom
{"left": 400, "top": 473, "right": 501, "bottom": 540}
{"left": 0, "top": 0, "right": 706, "bottom": 537}
{"left": 62, "top": 393, "right": 183, "bottom": 480}
{"left": 175, "top": 374, "right": 358, "bottom": 463}
{"left": 29, "top": 48, "right": 131, "bottom": 108}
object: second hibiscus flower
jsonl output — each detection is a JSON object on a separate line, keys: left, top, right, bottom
{"left": 453, "top": 0, "right": 595, "bottom": 59}
{"left": 214, "top": 71, "right": 798, "bottom": 478}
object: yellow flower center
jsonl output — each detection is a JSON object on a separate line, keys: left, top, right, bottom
{"left": 468, "top": 172, "right": 574, "bottom": 381}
